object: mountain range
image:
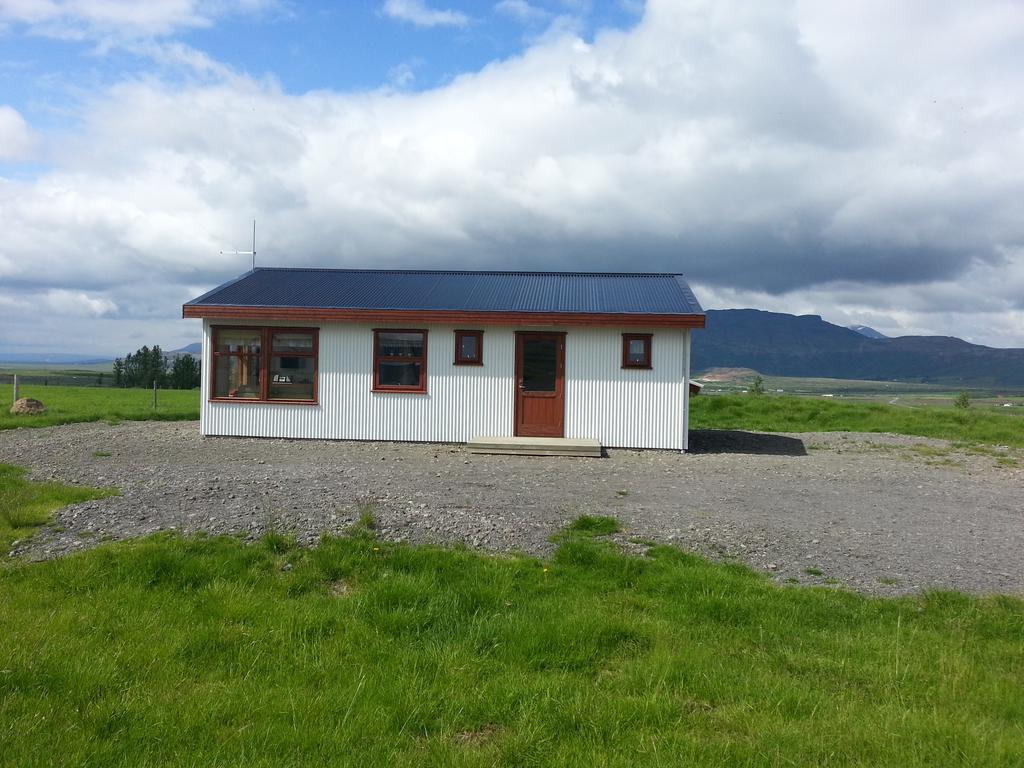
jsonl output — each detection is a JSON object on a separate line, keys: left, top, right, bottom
{"left": 0, "top": 344, "right": 200, "bottom": 366}
{"left": 847, "top": 325, "right": 888, "bottom": 339}
{"left": 693, "top": 310, "right": 1024, "bottom": 386}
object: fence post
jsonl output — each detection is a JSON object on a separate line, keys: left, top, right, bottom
{"left": 12, "top": 374, "right": 18, "bottom": 403}
{"left": 152, "top": 380, "right": 157, "bottom": 410}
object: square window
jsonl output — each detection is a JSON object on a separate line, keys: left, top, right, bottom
{"left": 622, "top": 334, "right": 652, "bottom": 369}
{"left": 374, "top": 330, "right": 427, "bottom": 392}
{"left": 454, "top": 330, "right": 483, "bottom": 365}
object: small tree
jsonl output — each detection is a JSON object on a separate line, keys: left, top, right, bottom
{"left": 747, "top": 375, "right": 765, "bottom": 396}
{"left": 169, "top": 354, "right": 201, "bottom": 389}
{"left": 149, "top": 346, "right": 168, "bottom": 389}
{"left": 114, "top": 346, "right": 168, "bottom": 388}
{"left": 954, "top": 390, "right": 970, "bottom": 409}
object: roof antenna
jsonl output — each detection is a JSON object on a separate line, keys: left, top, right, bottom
{"left": 220, "top": 219, "right": 257, "bottom": 271}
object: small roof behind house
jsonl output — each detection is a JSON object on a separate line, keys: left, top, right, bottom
{"left": 183, "top": 268, "right": 705, "bottom": 327}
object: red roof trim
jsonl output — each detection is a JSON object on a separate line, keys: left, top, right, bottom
{"left": 183, "top": 305, "right": 706, "bottom": 328}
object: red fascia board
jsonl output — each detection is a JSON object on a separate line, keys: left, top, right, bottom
{"left": 182, "top": 305, "right": 706, "bottom": 329}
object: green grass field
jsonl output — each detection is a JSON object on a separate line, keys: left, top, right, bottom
{"left": 1, "top": 474, "right": 1022, "bottom": 766}
{"left": 692, "top": 394, "right": 1024, "bottom": 448}
{"left": 0, "top": 384, "right": 199, "bottom": 431}
{"left": 0, "top": 465, "right": 116, "bottom": 553}
{"left": 3, "top": 381, "right": 1023, "bottom": 451}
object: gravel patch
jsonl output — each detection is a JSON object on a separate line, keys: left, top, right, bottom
{"left": 2, "top": 421, "right": 1022, "bottom": 596}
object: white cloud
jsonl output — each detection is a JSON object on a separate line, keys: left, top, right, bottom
{"left": 0, "top": 0, "right": 275, "bottom": 40}
{"left": 387, "top": 59, "right": 423, "bottom": 88}
{"left": 382, "top": 0, "right": 470, "bottom": 28}
{"left": 0, "top": 288, "right": 116, "bottom": 317}
{"left": 1, "top": 0, "right": 1024, "bottom": 353}
{"left": 0, "top": 105, "right": 36, "bottom": 160}
{"left": 495, "top": 0, "right": 549, "bottom": 23}
{"left": 42, "top": 289, "right": 118, "bottom": 316}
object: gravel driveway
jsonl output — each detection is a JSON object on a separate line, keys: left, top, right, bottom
{"left": 2, "top": 421, "right": 1022, "bottom": 596}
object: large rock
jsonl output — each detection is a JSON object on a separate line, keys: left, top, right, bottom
{"left": 10, "top": 398, "right": 46, "bottom": 415}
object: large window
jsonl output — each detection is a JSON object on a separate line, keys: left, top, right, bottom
{"left": 622, "top": 333, "right": 652, "bottom": 369}
{"left": 373, "top": 329, "right": 427, "bottom": 392}
{"left": 211, "top": 326, "right": 317, "bottom": 402}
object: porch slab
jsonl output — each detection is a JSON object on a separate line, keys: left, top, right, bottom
{"left": 467, "top": 436, "right": 602, "bottom": 458}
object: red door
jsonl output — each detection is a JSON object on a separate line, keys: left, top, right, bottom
{"left": 514, "top": 332, "right": 565, "bottom": 437}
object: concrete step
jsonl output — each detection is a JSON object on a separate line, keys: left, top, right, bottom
{"left": 467, "top": 436, "right": 602, "bottom": 458}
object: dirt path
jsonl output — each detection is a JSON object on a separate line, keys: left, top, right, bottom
{"left": 2, "top": 421, "right": 1022, "bottom": 596}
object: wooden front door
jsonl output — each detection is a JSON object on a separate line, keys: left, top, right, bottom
{"left": 514, "top": 332, "right": 565, "bottom": 437}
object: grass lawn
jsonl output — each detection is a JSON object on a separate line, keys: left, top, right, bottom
{"left": 0, "top": 464, "right": 116, "bottom": 553}
{"left": 0, "top": 384, "right": 199, "bottom": 431}
{"left": 692, "top": 394, "right": 1024, "bottom": 448}
{"left": 1, "top": 472, "right": 1023, "bottom": 766}
{"left": 2, "top": 381, "right": 1022, "bottom": 451}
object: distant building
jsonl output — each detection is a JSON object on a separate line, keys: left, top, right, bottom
{"left": 183, "top": 269, "right": 706, "bottom": 450}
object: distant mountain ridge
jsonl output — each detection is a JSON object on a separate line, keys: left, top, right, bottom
{"left": 0, "top": 343, "right": 200, "bottom": 366}
{"left": 848, "top": 325, "right": 888, "bottom": 339}
{"left": 0, "top": 352, "right": 112, "bottom": 365}
{"left": 694, "top": 310, "right": 1024, "bottom": 386}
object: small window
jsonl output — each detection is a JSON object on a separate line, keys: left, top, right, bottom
{"left": 374, "top": 330, "right": 427, "bottom": 392}
{"left": 622, "top": 333, "right": 652, "bottom": 369}
{"left": 454, "top": 330, "right": 483, "bottom": 365}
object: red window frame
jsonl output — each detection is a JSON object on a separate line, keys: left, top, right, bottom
{"left": 622, "top": 333, "right": 653, "bottom": 369}
{"left": 209, "top": 326, "right": 319, "bottom": 404}
{"left": 454, "top": 330, "right": 483, "bottom": 366}
{"left": 372, "top": 329, "right": 428, "bottom": 393}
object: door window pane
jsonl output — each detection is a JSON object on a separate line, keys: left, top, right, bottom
{"left": 522, "top": 338, "right": 557, "bottom": 392}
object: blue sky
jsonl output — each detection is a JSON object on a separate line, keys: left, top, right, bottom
{"left": 1, "top": 0, "right": 1023, "bottom": 355}
{"left": 2, "top": 1, "right": 641, "bottom": 136}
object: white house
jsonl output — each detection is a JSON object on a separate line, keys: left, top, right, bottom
{"left": 182, "top": 269, "right": 705, "bottom": 451}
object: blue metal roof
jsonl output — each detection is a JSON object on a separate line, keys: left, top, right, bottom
{"left": 185, "top": 268, "right": 704, "bottom": 316}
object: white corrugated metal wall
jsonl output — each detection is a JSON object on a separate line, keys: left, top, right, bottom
{"left": 564, "top": 327, "right": 689, "bottom": 450}
{"left": 201, "top": 320, "right": 691, "bottom": 449}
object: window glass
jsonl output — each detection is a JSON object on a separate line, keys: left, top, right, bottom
{"left": 458, "top": 334, "right": 479, "bottom": 362}
{"left": 269, "top": 356, "right": 315, "bottom": 400}
{"left": 627, "top": 338, "right": 648, "bottom": 365}
{"left": 216, "top": 329, "right": 261, "bottom": 354}
{"left": 377, "top": 332, "right": 423, "bottom": 357}
{"left": 212, "top": 326, "right": 318, "bottom": 402}
{"left": 522, "top": 338, "right": 557, "bottom": 391}
{"left": 455, "top": 331, "right": 482, "bottom": 364}
{"left": 272, "top": 332, "right": 314, "bottom": 353}
{"left": 623, "top": 334, "right": 652, "bottom": 368}
{"left": 374, "top": 330, "right": 426, "bottom": 391}
{"left": 378, "top": 361, "right": 423, "bottom": 387}
{"left": 215, "top": 355, "right": 261, "bottom": 398}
